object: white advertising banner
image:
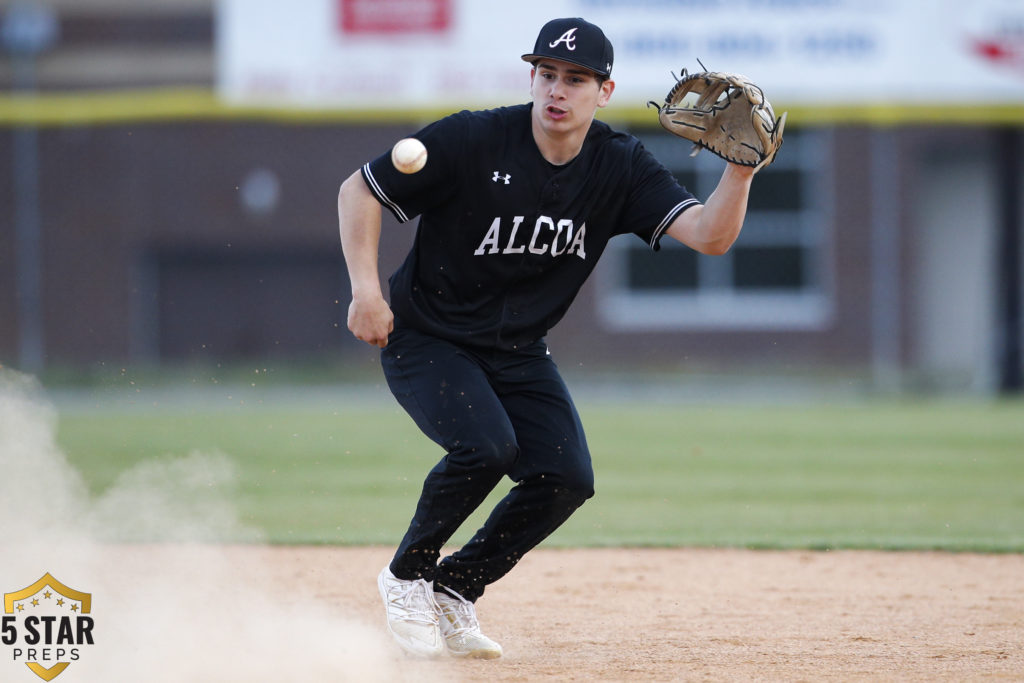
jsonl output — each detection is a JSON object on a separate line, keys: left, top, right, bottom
{"left": 217, "top": 0, "right": 1024, "bottom": 112}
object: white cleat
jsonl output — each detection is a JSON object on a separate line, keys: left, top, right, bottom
{"left": 377, "top": 567, "right": 445, "bottom": 658}
{"left": 435, "top": 587, "right": 503, "bottom": 659}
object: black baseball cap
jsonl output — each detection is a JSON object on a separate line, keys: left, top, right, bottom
{"left": 521, "top": 17, "right": 614, "bottom": 77}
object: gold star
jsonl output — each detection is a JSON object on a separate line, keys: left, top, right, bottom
{"left": 56, "top": 599, "right": 64, "bottom": 606}
{"left": 70, "top": 604, "right": 78, "bottom": 612}
{"left": 31, "top": 599, "right": 39, "bottom": 606}
{"left": 43, "top": 592, "right": 52, "bottom": 599}
{"left": 16, "top": 604, "right": 24, "bottom": 612}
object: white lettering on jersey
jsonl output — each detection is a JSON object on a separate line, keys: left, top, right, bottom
{"left": 551, "top": 219, "right": 572, "bottom": 256}
{"left": 474, "top": 217, "right": 502, "bottom": 255}
{"left": 549, "top": 28, "right": 578, "bottom": 51}
{"left": 473, "top": 216, "right": 586, "bottom": 260}
{"left": 503, "top": 216, "right": 526, "bottom": 254}
{"left": 529, "top": 216, "right": 554, "bottom": 255}
{"left": 567, "top": 222, "right": 587, "bottom": 259}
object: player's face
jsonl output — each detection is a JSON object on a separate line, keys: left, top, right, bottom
{"left": 530, "top": 60, "right": 614, "bottom": 136}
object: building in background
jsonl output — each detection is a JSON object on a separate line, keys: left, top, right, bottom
{"left": 0, "top": 0, "right": 1021, "bottom": 394}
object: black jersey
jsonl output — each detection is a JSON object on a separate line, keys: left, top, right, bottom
{"left": 361, "top": 103, "right": 698, "bottom": 350}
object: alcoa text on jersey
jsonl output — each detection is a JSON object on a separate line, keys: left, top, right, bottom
{"left": 361, "top": 103, "right": 698, "bottom": 351}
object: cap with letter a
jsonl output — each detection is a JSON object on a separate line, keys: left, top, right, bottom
{"left": 521, "top": 17, "right": 614, "bottom": 77}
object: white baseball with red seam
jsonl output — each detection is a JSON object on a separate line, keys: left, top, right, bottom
{"left": 391, "top": 138, "right": 428, "bottom": 174}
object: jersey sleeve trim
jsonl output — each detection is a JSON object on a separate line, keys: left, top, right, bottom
{"left": 649, "top": 198, "right": 701, "bottom": 250}
{"left": 361, "top": 162, "right": 412, "bottom": 224}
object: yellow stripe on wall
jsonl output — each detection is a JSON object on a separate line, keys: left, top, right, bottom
{"left": 0, "top": 88, "right": 1022, "bottom": 127}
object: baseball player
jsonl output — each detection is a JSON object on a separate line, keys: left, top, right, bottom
{"left": 338, "top": 17, "right": 760, "bottom": 659}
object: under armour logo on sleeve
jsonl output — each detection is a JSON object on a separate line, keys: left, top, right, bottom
{"left": 492, "top": 172, "right": 511, "bottom": 184}
{"left": 548, "top": 28, "right": 578, "bottom": 51}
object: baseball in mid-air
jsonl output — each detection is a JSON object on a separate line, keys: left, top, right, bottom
{"left": 391, "top": 137, "right": 428, "bottom": 174}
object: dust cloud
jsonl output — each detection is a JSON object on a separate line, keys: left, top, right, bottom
{"left": 0, "top": 371, "right": 414, "bottom": 682}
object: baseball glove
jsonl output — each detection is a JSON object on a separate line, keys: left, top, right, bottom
{"left": 650, "top": 69, "right": 786, "bottom": 171}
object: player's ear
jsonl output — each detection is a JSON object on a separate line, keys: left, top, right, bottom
{"left": 597, "top": 79, "right": 615, "bottom": 108}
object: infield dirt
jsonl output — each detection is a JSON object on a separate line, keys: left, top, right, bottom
{"left": 263, "top": 545, "right": 1023, "bottom": 681}
{"left": 3, "top": 544, "right": 1022, "bottom": 681}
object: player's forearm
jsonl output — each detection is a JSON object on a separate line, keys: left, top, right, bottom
{"left": 690, "top": 163, "right": 754, "bottom": 255}
{"left": 338, "top": 171, "right": 386, "bottom": 299}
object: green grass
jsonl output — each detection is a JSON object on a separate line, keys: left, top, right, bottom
{"left": 54, "top": 396, "right": 1024, "bottom": 551}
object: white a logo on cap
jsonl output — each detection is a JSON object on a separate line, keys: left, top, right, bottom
{"left": 549, "top": 27, "right": 578, "bottom": 51}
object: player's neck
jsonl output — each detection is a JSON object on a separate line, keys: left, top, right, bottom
{"left": 531, "top": 116, "right": 589, "bottom": 166}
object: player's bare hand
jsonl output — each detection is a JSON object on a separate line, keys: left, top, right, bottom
{"left": 347, "top": 295, "right": 394, "bottom": 348}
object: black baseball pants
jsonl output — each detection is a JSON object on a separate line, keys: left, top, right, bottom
{"left": 380, "top": 323, "right": 594, "bottom": 602}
